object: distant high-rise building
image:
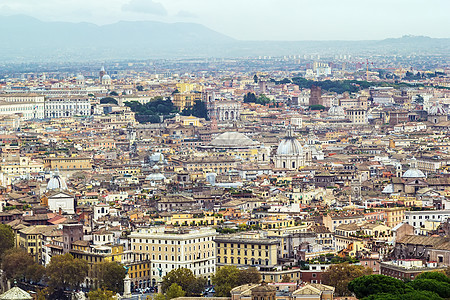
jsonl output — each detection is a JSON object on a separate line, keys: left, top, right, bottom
{"left": 309, "top": 86, "right": 322, "bottom": 106}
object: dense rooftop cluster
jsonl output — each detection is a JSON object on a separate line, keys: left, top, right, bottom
{"left": 0, "top": 61, "right": 450, "bottom": 300}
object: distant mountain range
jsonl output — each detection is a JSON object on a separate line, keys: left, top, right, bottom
{"left": 0, "top": 15, "right": 449, "bottom": 62}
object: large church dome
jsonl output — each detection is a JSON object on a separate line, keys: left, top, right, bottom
{"left": 277, "top": 137, "right": 303, "bottom": 156}
{"left": 428, "top": 103, "right": 446, "bottom": 116}
{"left": 274, "top": 127, "right": 308, "bottom": 170}
{"left": 328, "top": 105, "right": 345, "bottom": 118}
{"left": 402, "top": 168, "right": 426, "bottom": 179}
{"left": 210, "top": 132, "right": 259, "bottom": 148}
{"left": 47, "top": 170, "right": 68, "bottom": 191}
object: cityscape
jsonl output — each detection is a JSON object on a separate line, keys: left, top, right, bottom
{"left": 0, "top": 1, "right": 450, "bottom": 300}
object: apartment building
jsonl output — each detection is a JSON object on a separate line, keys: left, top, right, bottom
{"left": 215, "top": 232, "right": 279, "bottom": 268}
{"left": 44, "top": 96, "right": 91, "bottom": 118}
{"left": 374, "top": 207, "right": 407, "bottom": 227}
{"left": 404, "top": 210, "right": 450, "bottom": 233}
{"left": 129, "top": 227, "right": 217, "bottom": 284}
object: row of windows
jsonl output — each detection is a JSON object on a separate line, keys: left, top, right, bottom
{"left": 135, "top": 250, "right": 214, "bottom": 261}
{"left": 46, "top": 104, "right": 90, "bottom": 109}
{"left": 217, "top": 257, "right": 270, "bottom": 265}
{"left": 129, "top": 263, "right": 150, "bottom": 270}
{"left": 0, "top": 106, "right": 42, "bottom": 112}
{"left": 218, "top": 249, "right": 269, "bottom": 257}
{"left": 152, "top": 260, "right": 213, "bottom": 270}
{"left": 134, "top": 244, "right": 213, "bottom": 252}
{"left": 132, "top": 237, "right": 213, "bottom": 244}
{"left": 217, "top": 243, "right": 269, "bottom": 249}
{"left": 130, "top": 270, "right": 149, "bottom": 279}
{"left": 152, "top": 264, "right": 214, "bottom": 277}
{"left": 406, "top": 214, "right": 448, "bottom": 220}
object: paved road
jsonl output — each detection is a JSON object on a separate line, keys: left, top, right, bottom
{"left": 128, "top": 292, "right": 153, "bottom": 300}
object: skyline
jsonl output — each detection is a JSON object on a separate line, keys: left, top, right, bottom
{"left": 0, "top": 0, "right": 449, "bottom": 41}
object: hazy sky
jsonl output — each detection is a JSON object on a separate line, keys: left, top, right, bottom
{"left": 0, "top": 0, "right": 448, "bottom": 40}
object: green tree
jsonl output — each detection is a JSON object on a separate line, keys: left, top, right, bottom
{"left": 2, "top": 249, "right": 35, "bottom": 281}
{"left": 161, "top": 268, "right": 195, "bottom": 294}
{"left": 348, "top": 274, "right": 407, "bottom": 299}
{"left": 136, "top": 85, "right": 144, "bottom": 91}
{"left": 186, "top": 277, "right": 207, "bottom": 296}
{"left": 212, "top": 266, "right": 241, "bottom": 297}
{"left": 322, "top": 262, "right": 372, "bottom": 296}
{"left": 257, "top": 94, "right": 271, "bottom": 105}
{"left": 100, "top": 97, "right": 118, "bottom": 105}
{"left": 364, "top": 290, "right": 442, "bottom": 300}
{"left": 166, "top": 283, "right": 186, "bottom": 300}
{"left": 444, "top": 267, "right": 450, "bottom": 278}
{"left": 280, "top": 275, "right": 291, "bottom": 283}
{"left": 125, "top": 97, "right": 177, "bottom": 124}
{"left": 0, "top": 224, "right": 14, "bottom": 260}
{"left": 153, "top": 293, "right": 167, "bottom": 300}
{"left": 243, "top": 92, "right": 257, "bottom": 104}
{"left": 253, "top": 74, "right": 258, "bottom": 84}
{"left": 408, "top": 279, "right": 450, "bottom": 298}
{"left": 26, "top": 263, "right": 46, "bottom": 283}
{"left": 415, "top": 272, "right": 450, "bottom": 283}
{"left": 46, "top": 253, "right": 88, "bottom": 291}
{"left": 181, "top": 100, "right": 208, "bottom": 119}
{"left": 87, "top": 288, "right": 116, "bottom": 300}
{"left": 94, "top": 261, "right": 126, "bottom": 294}
{"left": 109, "top": 91, "right": 119, "bottom": 96}
{"left": 309, "top": 104, "right": 326, "bottom": 110}
{"left": 239, "top": 267, "right": 261, "bottom": 285}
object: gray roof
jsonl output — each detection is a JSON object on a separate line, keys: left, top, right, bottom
{"left": 0, "top": 287, "right": 32, "bottom": 300}
{"left": 210, "top": 132, "right": 259, "bottom": 148}
{"left": 402, "top": 168, "right": 425, "bottom": 178}
{"left": 277, "top": 137, "right": 302, "bottom": 156}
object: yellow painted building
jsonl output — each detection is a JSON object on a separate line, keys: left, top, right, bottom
{"left": 215, "top": 233, "right": 279, "bottom": 267}
{"left": 374, "top": 207, "right": 407, "bottom": 227}
{"left": 117, "top": 167, "right": 141, "bottom": 175}
{"left": 71, "top": 242, "right": 124, "bottom": 287}
{"left": 172, "top": 92, "right": 202, "bottom": 111}
{"left": 175, "top": 114, "right": 203, "bottom": 127}
{"left": 259, "top": 217, "right": 296, "bottom": 230}
{"left": 17, "top": 225, "right": 58, "bottom": 263}
{"left": 176, "top": 83, "right": 202, "bottom": 94}
{"left": 127, "top": 260, "right": 152, "bottom": 289}
{"left": 228, "top": 148, "right": 261, "bottom": 162}
{"left": 156, "top": 212, "right": 224, "bottom": 226}
{"left": 71, "top": 241, "right": 151, "bottom": 289}
{"left": 44, "top": 156, "right": 92, "bottom": 171}
{"left": 266, "top": 224, "right": 310, "bottom": 238}
{"left": 71, "top": 242, "right": 124, "bottom": 264}
{"left": 390, "top": 195, "right": 422, "bottom": 207}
